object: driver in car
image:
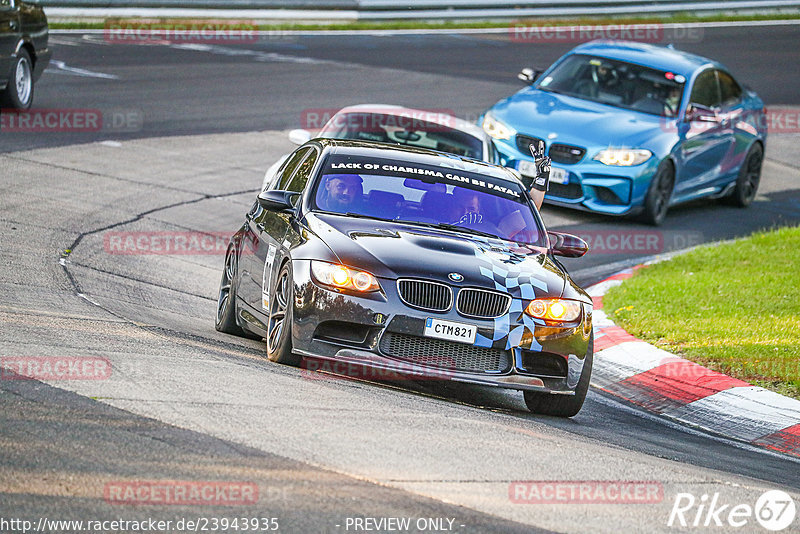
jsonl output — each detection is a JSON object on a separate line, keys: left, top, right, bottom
{"left": 453, "top": 188, "right": 484, "bottom": 225}
{"left": 319, "top": 174, "right": 364, "bottom": 213}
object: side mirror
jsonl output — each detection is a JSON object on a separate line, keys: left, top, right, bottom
{"left": 684, "top": 103, "right": 719, "bottom": 123}
{"left": 518, "top": 67, "right": 543, "bottom": 84}
{"left": 548, "top": 231, "right": 589, "bottom": 258}
{"left": 288, "top": 129, "right": 312, "bottom": 145}
{"left": 257, "top": 190, "right": 299, "bottom": 213}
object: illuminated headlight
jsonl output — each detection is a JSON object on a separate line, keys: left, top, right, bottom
{"left": 482, "top": 112, "right": 515, "bottom": 140}
{"left": 525, "top": 299, "right": 582, "bottom": 322}
{"left": 311, "top": 261, "right": 381, "bottom": 292}
{"left": 593, "top": 149, "right": 652, "bottom": 166}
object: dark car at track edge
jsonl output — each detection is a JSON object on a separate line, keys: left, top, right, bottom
{"left": 216, "top": 140, "right": 594, "bottom": 416}
{"left": 1, "top": 0, "right": 50, "bottom": 110}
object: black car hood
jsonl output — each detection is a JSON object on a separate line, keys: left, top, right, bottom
{"left": 307, "top": 213, "right": 567, "bottom": 300}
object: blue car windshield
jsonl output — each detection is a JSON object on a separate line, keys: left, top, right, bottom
{"left": 538, "top": 54, "right": 685, "bottom": 117}
{"left": 319, "top": 112, "right": 485, "bottom": 160}
{"left": 312, "top": 155, "right": 546, "bottom": 246}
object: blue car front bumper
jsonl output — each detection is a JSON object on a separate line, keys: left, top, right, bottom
{"left": 494, "top": 137, "right": 660, "bottom": 216}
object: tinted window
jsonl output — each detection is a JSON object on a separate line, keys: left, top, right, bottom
{"left": 276, "top": 147, "right": 311, "bottom": 190}
{"left": 689, "top": 69, "right": 721, "bottom": 108}
{"left": 319, "top": 112, "right": 485, "bottom": 160}
{"left": 536, "top": 54, "right": 685, "bottom": 117}
{"left": 285, "top": 148, "right": 317, "bottom": 195}
{"left": 311, "top": 154, "right": 546, "bottom": 246}
{"left": 717, "top": 70, "right": 742, "bottom": 107}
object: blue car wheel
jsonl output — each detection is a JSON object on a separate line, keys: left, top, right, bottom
{"left": 641, "top": 160, "right": 675, "bottom": 226}
{"left": 726, "top": 144, "right": 763, "bottom": 208}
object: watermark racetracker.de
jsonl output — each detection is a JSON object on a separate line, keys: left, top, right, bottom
{"left": 0, "top": 356, "right": 111, "bottom": 381}
{"left": 660, "top": 107, "right": 800, "bottom": 135}
{"left": 104, "top": 481, "right": 260, "bottom": 506}
{"left": 300, "top": 107, "right": 459, "bottom": 134}
{"left": 509, "top": 22, "right": 703, "bottom": 44}
{"left": 509, "top": 480, "right": 664, "bottom": 504}
{"left": 0, "top": 108, "right": 143, "bottom": 133}
{"left": 573, "top": 229, "right": 704, "bottom": 255}
{"left": 104, "top": 19, "right": 295, "bottom": 45}
{"left": 103, "top": 231, "right": 235, "bottom": 255}
{"left": 301, "top": 358, "right": 456, "bottom": 382}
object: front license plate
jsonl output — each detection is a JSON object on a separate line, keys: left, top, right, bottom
{"left": 518, "top": 161, "right": 569, "bottom": 185}
{"left": 549, "top": 166, "right": 569, "bottom": 184}
{"left": 517, "top": 160, "right": 537, "bottom": 177}
{"left": 424, "top": 318, "right": 477, "bottom": 345}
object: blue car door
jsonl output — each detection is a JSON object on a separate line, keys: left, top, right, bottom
{"left": 714, "top": 70, "right": 752, "bottom": 188}
{"left": 675, "top": 69, "right": 735, "bottom": 200}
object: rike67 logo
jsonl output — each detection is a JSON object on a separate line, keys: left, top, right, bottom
{"left": 668, "top": 490, "right": 796, "bottom": 531}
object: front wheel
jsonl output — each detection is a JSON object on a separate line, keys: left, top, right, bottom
{"left": 523, "top": 335, "right": 593, "bottom": 417}
{"left": 725, "top": 143, "right": 763, "bottom": 207}
{"left": 2, "top": 49, "right": 34, "bottom": 110}
{"left": 640, "top": 160, "right": 675, "bottom": 226}
{"left": 266, "top": 262, "right": 301, "bottom": 366}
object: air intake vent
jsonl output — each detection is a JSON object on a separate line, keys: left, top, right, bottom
{"left": 379, "top": 332, "right": 511, "bottom": 373}
{"left": 397, "top": 279, "right": 453, "bottom": 312}
{"left": 456, "top": 288, "right": 511, "bottom": 319}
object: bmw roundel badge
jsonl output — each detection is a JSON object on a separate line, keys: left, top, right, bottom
{"left": 449, "top": 272, "right": 464, "bottom": 282}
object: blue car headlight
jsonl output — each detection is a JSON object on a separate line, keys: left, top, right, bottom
{"left": 482, "top": 112, "right": 515, "bottom": 141}
{"left": 593, "top": 149, "right": 653, "bottom": 166}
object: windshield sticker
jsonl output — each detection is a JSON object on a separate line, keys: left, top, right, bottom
{"left": 326, "top": 157, "right": 521, "bottom": 199}
{"left": 539, "top": 76, "right": 553, "bottom": 87}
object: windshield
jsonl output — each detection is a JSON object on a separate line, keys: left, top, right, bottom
{"left": 538, "top": 54, "right": 686, "bottom": 117}
{"left": 312, "top": 154, "right": 546, "bottom": 246}
{"left": 319, "top": 112, "right": 485, "bottom": 160}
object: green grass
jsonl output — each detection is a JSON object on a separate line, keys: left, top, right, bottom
{"left": 603, "top": 226, "right": 800, "bottom": 400}
{"left": 49, "top": 12, "right": 800, "bottom": 31}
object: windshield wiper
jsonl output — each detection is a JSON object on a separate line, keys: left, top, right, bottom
{"left": 336, "top": 212, "right": 394, "bottom": 222}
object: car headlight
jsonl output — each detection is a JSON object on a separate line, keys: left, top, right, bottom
{"left": 525, "top": 299, "right": 582, "bottom": 322}
{"left": 482, "top": 112, "right": 515, "bottom": 140}
{"left": 593, "top": 149, "right": 652, "bottom": 166}
{"left": 310, "top": 261, "right": 381, "bottom": 292}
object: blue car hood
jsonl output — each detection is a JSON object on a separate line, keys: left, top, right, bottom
{"left": 491, "top": 88, "right": 672, "bottom": 150}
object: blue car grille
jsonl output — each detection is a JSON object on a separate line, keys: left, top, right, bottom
{"left": 549, "top": 143, "right": 585, "bottom": 165}
{"left": 379, "top": 332, "right": 511, "bottom": 373}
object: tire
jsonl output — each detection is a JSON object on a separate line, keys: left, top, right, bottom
{"left": 266, "top": 262, "right": 301, "bottom": 366}
{"left": 639, "top": 160, "right": 675, "bottom": 226}
{"left": 523, "top": 334, "right": 593, "bottom": 417}
{"left": 215, "top": 245, "right": 247, "bottom": 336}
{"left": 725, "top": 143, "right": 763, "bottom": 207}
{"left": 2, "top": 49, "right": 34, "bottom": 111}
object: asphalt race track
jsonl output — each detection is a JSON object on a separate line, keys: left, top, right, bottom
{"left": 2, "top": 23, "right": 800, "bottom": 533}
